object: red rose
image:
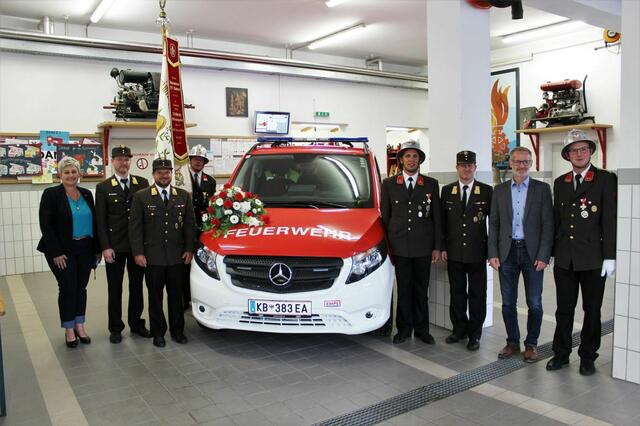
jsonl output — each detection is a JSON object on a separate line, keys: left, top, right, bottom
{"left": 260, "top": 215, "right": 270, "bottom": 224}
{"left": 218, "top": 191, "right": 227, "bottom": 199}
{"left": 245, "top": 192, "right": 253, "bottom": 198}
{"left": 223, "top": 183, "right": 231, "bottom": 189}
{"left": 211, "top": 218, "right": 220, "bottom": 227}
{"left": 223, "top": 199, "right": 233, "bottom": 209}
{"left": 234, "top": 192, "right": 244, "bottom": 201}
{"left": 207, "top": 205, "right": 213, "bottom": 214}
{"left": 246, "top": 212, "right": 253, "bottom": 217}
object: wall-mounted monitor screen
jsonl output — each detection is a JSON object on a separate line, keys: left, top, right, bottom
{"left": 254, "top": 111, "right": 290, "bottom": 134}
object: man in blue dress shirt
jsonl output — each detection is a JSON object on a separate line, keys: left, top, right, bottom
{"left": 488, "top": 147, "right": 553, "bottom": 363}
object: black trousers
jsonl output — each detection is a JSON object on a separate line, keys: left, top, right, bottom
{"left": 182, "top": 263, "right": 192, "bottom": 310}
{"left": 45, "top": 238, "right": 94, "bottom": 328}
{"left": 394, "top": 256, "right": 431, "bottom": 337}
{"left": 145, "top": 264, "right": 185, "bottom": 337}
{"left": 105, "top": 252, "right": 145, "bottom": 332}
{"left": 552, "top": 265, "right": 606, "bottom": 360}
{"left": 446, "top": 260, "right": 487, "bottom": 340}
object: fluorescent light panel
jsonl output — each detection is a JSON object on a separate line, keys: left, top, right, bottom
{"left": 296, "top": 123, "right": 340, "bottom": 129}
{"left": 326, "top": 0, "right": 349, "bottom": 7}
{"left": 502, "top": 20, "right": 586, "bottom": 44}
{"left": 386, "top": 126, "right": 414, "bottom": 132}
{"left": 307, "top": 23, "right": 366, "bottom": 50}
{"left": 90, "top": 0, "right": 117, "bottom": 24}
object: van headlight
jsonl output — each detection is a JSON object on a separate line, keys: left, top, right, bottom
{"left": 195, "top": 245, "right": 220, "bottom": 280}
{"left": 346, "top": 240, "right": 387, "bottom": 284}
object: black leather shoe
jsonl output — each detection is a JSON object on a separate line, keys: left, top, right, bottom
{"left": 546, "top": 356, "right": 569, "bottom": 371}
{"left": 445, "top": 333, "right": 466, "bottom": 344}
{"left": 393, "top": 333, "right": 407, "bottom": 344}
{"left": 579, "top": 359, "right": 596, "bottom": 376}
{"left": 74, "top": 329, "right": 91, "bottom": 344}
{"left": 153, "top": 336, "right": 166, "bottom": 347}
{"left": 416, "top": 333, "right": 435, "bottom": 345}
{"left": 65, "top": 335, "right": 78, "bottom": 348}
{"left": 171, "top": 333, "right": 188, "bottom": 344}
{"left": 109, "top": 331, "right": 122, "bottom": 344}
{"left": 132, "top": 327, "right": 152, "bottom": 338}
{"left": 467, "top": 338, "right": 480, "bottom": 351}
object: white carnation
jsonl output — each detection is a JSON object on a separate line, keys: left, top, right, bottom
{"left": 202, "top": 213, "right": 209, "bottom": 222}
{"left": 255, "top": 199, "right": 263, "bottom": 207}
{"left": 240, "top": 201, "right": 251, "bottom": 213}
{"left": 224, "top": 209, "right": 233, "bottom": 215}
{"left": 215, "top": 198, "right": 224, "bottom": 206}
{"left": 247, "top": 217, "right": 260, "bottom": 227}
{"left": 229, "top": 215, "right": 239, "bottom": 224}
{"left": 233, "top": 201, "right": 241, "bottom": 210}
{"left": 252, "top": 208, "right": 257, "bottom": 214}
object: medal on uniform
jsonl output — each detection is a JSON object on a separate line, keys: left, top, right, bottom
{"left": 473, "top": 216, "right": 478, "bottom": 222}
{"left": 580, "top": 197, "right": 587, "bottom": 211}
{"left": 581, "top": 210, "right": 589, "bottom": 219}
{"left": 418, "top": 212, "right": 423, "bottom": 218}
{"left": 477, "top": 211, "right": 484, "bottom": 221}
{"left": 591, "top": 205, "right": 598, "bottom": 212}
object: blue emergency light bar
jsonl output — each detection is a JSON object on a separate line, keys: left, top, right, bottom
{"left": 251, "top": 137, "right": 370, "bottom": 154}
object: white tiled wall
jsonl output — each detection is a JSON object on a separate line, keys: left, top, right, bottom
{"left": 429, "top": 262, "right": 494, "bottom": 331}
{"left": 0, "top": 190, "right": 47, "bottom": 276}
{"left": 613, "top": 183, "right": 640, "bottom": 384}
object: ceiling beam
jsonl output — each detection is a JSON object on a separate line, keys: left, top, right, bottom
{"left": 525, "top": 0, "right": 621, "bottom": 32}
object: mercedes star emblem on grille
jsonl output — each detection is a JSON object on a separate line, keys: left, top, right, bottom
{"left": 268, "top": 263, "right": 293, "bottom": 286}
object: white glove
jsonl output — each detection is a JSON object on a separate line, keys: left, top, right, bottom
{"left": 601, "top": 259, "right": 616, "bottom": 278}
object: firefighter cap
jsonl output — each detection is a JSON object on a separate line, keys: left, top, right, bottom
{"left": 111, "top": 145, "right": 133, "bottom": 158}
{"left": 189, "top": 144, "right": 209, "bottom": 164}
{"left": 152, "top": 158, "right": 173, "bottom": 171}
{"left": 456, "top": 150, "right": 476, "bottom": 164}
{"left": 397, "top": 140, "right": 426, "bottom": 164}
{"left": 561, "top": 128, "right": 596, "bottom": 161}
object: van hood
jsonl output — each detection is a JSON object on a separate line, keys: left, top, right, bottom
{"left": 200, "top": 208, "right": 384, "bottom": 258}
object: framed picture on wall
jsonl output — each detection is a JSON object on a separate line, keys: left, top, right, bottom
{"left": 56, "top": 141, "right": 105, "bottom": 177}
{"left": 226, "top": 87, "right": 248, "bottom": 117}
{"left": 491, "top": 68, "right": 520, "bottom": 174}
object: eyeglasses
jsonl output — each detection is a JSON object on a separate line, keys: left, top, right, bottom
{"left": 511, "top": 160, "right": 532, "bottom": 166}
{"left": 568, "top": 146, "right": 590, "bottom": 154}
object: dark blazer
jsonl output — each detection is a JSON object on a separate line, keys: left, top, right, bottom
{"left": 441, "top": 180, "right": 493, "bottom": 263}
{"left": 37, "top": 184, "right": 99, "bottom": 258}
{"left": 553, "top": 166, "right": 617, "bottom": 271}
{"left": 95, "top": 174, "right": 149, "bottom": 253}
{"left": 381, "top": 173, "right": 443, "bottom": 258}
{"left": 488, "top": 177, "right": 553, "bottom": 263}
{"left": 191, "top": 171, "right": 216, "bottom": 229}
{"left": 129, "top": 185, "right": 196, "bottom": 266}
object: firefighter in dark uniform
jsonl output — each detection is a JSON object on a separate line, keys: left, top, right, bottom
{"left": 95, "top": 145, "right": 151, "bottom": 343}
{"left": 129, "top": 158, "right": 196, "bottom": 347}
{"left": 441, "top": 151, "right": 492, "bottom": 351}
{"left": 381, "top": 140, "right": 443, "bottom": 345}
{"left": 183, "top": 145, "right": 216, "bottom": 310}
{"left": 546, "top": 129, "right": 617, "bottom": 376}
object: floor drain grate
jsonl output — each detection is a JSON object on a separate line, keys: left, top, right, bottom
{"left": 316, "top": 319, "right": 614, "bottom": 426}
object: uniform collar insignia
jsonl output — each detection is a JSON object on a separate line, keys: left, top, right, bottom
{"left": 396, "top": 175, "right": 404, "bottom": 185}
{"left": 150, "top": 187, "right": 157, "bottom": 196}
{"left": 171, "top": 187, "right": 178, "bottom": 196}
{"left": 585, "top": 170, "right": 594, "bottom": 182}
{"left": 451, "top": 186, "right": 458, "bottom": 195}
{"left": 417, "top": 175, "right": 424, "bottom": 186}
{"left": 474, "top": 185, "right": 481, "bottom": 194}
{"left": 202, "top": 175, "right": 208, "bottom": 181}
{"left": 564, "top": 173, "right": 573, "bottom": 183}
{"left": 111, "top": 178, "right": 118, "bottom": 187}
{"left": 131, "top": 176, "right": 138, "bottom": 185}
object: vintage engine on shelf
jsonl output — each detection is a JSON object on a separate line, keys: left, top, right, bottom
{"left": 109, "top": 68, "right": 160, "bottom": 120}
{"left": 534, "top": 76, "right": 592, "bottom": 125}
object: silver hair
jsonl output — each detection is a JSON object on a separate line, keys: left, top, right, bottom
{"left": 510, "top": 146, "right": 532, "bottom": 157}
{"left": 57, "top": 156, "right": 81, "bottom": 174}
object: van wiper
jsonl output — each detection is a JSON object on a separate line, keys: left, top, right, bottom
{"left": 266, "top": 200, "right": 348, "bottom": 209}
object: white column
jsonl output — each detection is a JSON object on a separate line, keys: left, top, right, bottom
{"left": 426, "top": 0, "right": 492, "bottom": 330}
{"left": 613, "top": 0, "right": 640, "bottom": 384}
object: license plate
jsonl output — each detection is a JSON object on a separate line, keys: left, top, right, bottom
{"left": 248, "top": 299, "right": 312, "bottom": 316}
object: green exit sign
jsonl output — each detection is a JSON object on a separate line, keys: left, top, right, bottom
{"left": 315, "top": 111, "right": 330, "bottom": 118}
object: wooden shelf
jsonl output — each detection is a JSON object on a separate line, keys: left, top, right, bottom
{"left": 515, "top": 123, "right": 612, "bottom": 170}
{"left": 97, "top": 121, "right": 197, "bottom": 129}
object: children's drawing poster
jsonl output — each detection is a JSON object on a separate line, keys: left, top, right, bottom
{"left": 40, "top": 130, "right": 70, "bottom": 174}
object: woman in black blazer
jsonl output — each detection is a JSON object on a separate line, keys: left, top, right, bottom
{"left": 38, "top": 157, "right": 101, "bottom": 347}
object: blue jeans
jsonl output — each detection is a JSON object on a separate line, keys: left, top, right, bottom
{"left": 499, "top": 240, "right": 544, "bottom": 347}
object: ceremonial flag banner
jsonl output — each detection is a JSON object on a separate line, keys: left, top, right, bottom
{"left": 155, "top": 32, "right": 192, "bottom": 192}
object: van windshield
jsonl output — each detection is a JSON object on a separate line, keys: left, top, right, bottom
{"left": 233, "top": 153, "right": 373, "bottom": 208}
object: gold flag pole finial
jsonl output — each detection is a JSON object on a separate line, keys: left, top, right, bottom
{"left": 156, "top": 0, "right": 170, "bottom": 32}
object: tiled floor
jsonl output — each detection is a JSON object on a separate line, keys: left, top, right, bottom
{"left": 0, "top": 267, "right": 636, "bottom": 426}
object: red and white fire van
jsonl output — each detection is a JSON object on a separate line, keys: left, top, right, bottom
{"left": 191, "top": 138, "right": 393, "bottom": 334}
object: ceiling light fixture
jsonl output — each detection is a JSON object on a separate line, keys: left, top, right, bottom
{"left": 295, "top": 123, "right": 342, "bottom": 131}
{"left": 90, "top": 0, "right": 117, "bottom": 24}
{"left": 326, "top": 0, "right": 349, "bottom": 7}
{"left": 501, "top": 20, "right": 586, "bottom": 44}
{"left": 386, "top": 126, "right": 417, "bottom": 132}
{"left": 306, "top": 23, "right": 366, "bottom": 50}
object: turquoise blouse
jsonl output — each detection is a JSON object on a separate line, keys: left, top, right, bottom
{"left": 67, "top": 194, "right": 93, "bottom": 239}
